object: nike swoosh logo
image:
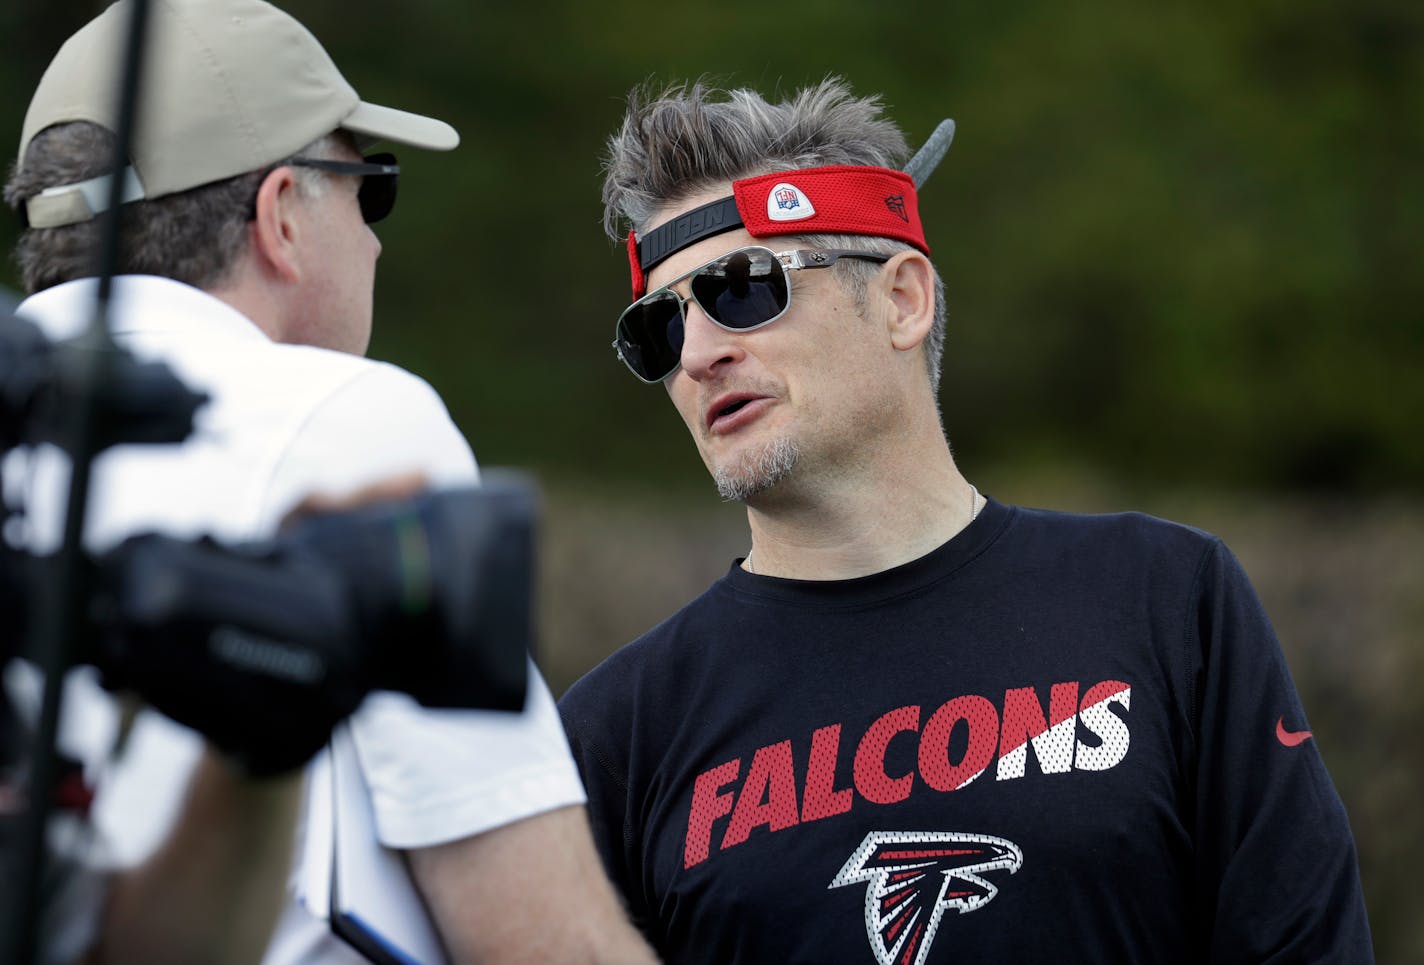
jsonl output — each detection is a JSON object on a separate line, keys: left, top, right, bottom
{"left": 1276, "top": 717, "right": 1313, "bottom": 747}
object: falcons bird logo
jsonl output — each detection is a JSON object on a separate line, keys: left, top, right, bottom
{"left": 829, "top": 831, "right": 1023, "bottom": 965}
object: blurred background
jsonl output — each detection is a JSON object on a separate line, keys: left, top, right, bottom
{"left": 3, "top": 0, "right": 1420, "bottom": 957}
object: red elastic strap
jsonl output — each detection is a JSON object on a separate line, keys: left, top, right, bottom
{"left": 627, "top": 230, "right": 646, "bottom": 298}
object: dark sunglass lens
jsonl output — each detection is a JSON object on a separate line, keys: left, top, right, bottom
{"left": 357, "top": 175, "right": 397, "bottom": 223}
{"left": 691, "top": 249, "right": 788, "bottom": 329}
{"left": 617, "top": 292, "right": 684, "bottom": 381}
{"left": 358, "top": 153, "right": 399, "bottom": 223}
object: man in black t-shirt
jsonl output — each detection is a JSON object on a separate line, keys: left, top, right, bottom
{"left": 560, "top": 78, "right": 1372, "bottom": 963}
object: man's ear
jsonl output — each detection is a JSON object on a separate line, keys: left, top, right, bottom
{"left": 881, "top": 250, "right": 935, "bottom": 352}
{"left": 249, "top": 166, "right": 304, "bottom": 283}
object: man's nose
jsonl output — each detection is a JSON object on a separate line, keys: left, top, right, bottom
{"left": 677, "top": 299, "right": 746, "bottom": 381}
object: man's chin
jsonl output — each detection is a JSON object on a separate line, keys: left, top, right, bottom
{"left": 712, "top": 437, "right": 800, "bottom": 503}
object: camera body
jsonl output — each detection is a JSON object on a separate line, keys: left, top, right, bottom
{"left": 2, "top": 309, "right": 533, "bottom": 775}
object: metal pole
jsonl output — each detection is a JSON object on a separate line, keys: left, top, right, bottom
{"left": 3, "top": 0, "right": 153, "bottom": 960}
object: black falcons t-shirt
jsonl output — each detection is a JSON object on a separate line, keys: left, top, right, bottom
{"left": 559, "top": 500, "right": 1372, "bottom": 964}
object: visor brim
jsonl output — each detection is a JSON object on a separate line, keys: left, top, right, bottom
{"left": 342, "top": 100, "right": 459, "bottom": 152}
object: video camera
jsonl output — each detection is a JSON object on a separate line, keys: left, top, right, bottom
{"left": 1, "top": 308, "right": 533, "bottom": 776}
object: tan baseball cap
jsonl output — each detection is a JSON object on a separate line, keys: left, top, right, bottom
{"left": 18, "top": 0, "right": 459, "bottom": 228}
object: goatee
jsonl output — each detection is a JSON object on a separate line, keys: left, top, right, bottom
{"left": 714, "top": 437, "right": 800, "bottom": 502}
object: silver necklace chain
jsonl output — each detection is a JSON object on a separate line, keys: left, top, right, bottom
{"left": 744, "top": 483, "right": 982, "bottom": 576}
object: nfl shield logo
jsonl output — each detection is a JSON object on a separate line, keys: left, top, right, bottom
{"left": 765, "top": 182, "right": 817, "bottom": 222}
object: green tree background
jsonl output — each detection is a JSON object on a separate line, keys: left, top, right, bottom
{"left": 4, "top": 0, "right": 1421, "bottom": 957}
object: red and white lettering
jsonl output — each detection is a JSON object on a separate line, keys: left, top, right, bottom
{"left": 682, "top": 678, "right": 1134, "bottom": 867}
{"left": 1075, "top": 680, "right": 1132, "bottom": 771}
{"left": 722, "top": 740, "right": 800, "bottom": 850}
{"left": 919, "top": 695, "right": 999, "bottom": 791}
{"left": 802, "top": 724, "right": 855, "bottom": 822}
{"left": 996, "top": 682, "right": 1079, "bottom": 780}
{"left": 853, "top": 705, "right": 920, "bottom": 805}
{"left": 684, "top": 759, "right": 740, "bottom": 868}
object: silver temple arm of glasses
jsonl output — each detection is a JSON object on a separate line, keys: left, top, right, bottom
{"left": 781, "top": 249, "right": 892, "bottom": 270}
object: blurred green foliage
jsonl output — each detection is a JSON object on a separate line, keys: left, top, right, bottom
{"left": 3, "top": 0, "right": 1421, "bottom": 495}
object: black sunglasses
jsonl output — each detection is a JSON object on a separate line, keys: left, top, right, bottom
{"left": 286, "top": 152, "right": 400, "bottom": 224}
{"left": 613, "top": 245, "right": 890, "bottom": 383}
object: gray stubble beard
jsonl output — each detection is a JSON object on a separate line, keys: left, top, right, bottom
{"left": 713, "top": 436, "right": 801, "bottom": 502}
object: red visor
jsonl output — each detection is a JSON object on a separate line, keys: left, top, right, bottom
{"left": 627, "top": 165, "right": 929, "bottom": 298}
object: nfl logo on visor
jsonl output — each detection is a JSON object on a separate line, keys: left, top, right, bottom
{"left": 766, "top": 183, "right": 816, "bottom": 222}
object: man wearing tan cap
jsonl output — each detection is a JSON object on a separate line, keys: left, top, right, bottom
{"left": 4, "top": 1, "right": 654, "bottom": 962}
